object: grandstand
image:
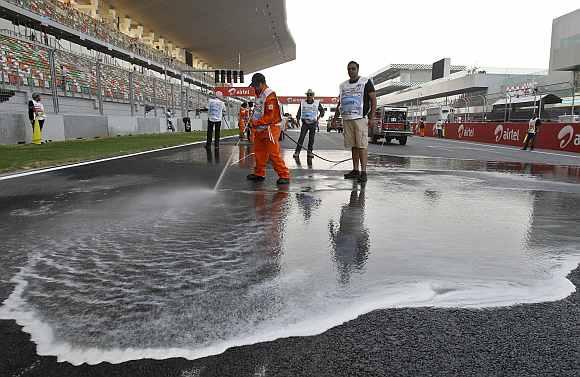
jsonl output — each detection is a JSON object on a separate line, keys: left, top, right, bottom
{"left": 0, "top": 0, "right": 295, "bottom": 143}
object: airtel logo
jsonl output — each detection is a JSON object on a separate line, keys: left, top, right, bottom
{"left": 557, "top": 125, "right": 580, "bottom": 149}
{"left": 494, "top": 124, "right": 503, "bottom": 142}
{"left": 494, "top": 124, "right": 520, "bottom": 143}
{"left": 458, "top": 124, "right": 474, "bottom": 139}
{"left": 228, "top": 88, "right": 236, "bottom": 95}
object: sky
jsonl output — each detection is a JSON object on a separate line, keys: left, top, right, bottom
{"left": 257, "top": 0, "right": 579, "bottom": 98}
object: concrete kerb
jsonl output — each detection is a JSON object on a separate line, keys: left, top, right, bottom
{"left": 0, "top": 135, "right": 238, "bottom": 181}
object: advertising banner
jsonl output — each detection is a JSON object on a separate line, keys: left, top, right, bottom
{"left": 423, "top": 122, "right": 580, "bottom": 153}
{"left": 214, "top": 87, "right": 256, "bottom": 97}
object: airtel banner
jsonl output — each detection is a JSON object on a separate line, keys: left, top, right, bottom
{"left": 278, "top": 96, "right": 339, "bottom": 105}
{"left": 423, "top": 122, "right": 580, "bottom": 153}
{"left": 214, "top": 87, "right": 256, "bottom": 97}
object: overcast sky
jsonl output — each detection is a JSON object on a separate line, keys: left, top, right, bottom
{"left": 256, "top": 0, "right": 578, "bottom": 98}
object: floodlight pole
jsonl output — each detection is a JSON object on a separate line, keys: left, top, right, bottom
{"left": 571, "top": 80, "right": 576, "bottom": 122}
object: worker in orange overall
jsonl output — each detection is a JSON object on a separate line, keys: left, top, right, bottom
{"left": 246, "top": 73, "right": 290, "bottom": 185}
{"left": 238, "top": 102, "right": 249, "bottom": 140}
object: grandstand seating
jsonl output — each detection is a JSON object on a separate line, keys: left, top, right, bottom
{"left": 0, "top": 34, "right": 51, "bottom": 88}
{"left": 0, "top": 31, "right": 215, "bottom": 116}
{"left": 5, "top": 0, "right": 192, "bottom": 75}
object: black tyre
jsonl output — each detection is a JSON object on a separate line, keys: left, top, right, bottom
{"left": 385, "top": 137, "right": 392, "bottom": 144}
{"left": 399, "top": 136, "right": 407, "bottom": 145}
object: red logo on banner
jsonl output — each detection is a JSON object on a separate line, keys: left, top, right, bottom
{"left": 214, "top": 87, "right": 256, "bottom": 97}
{"left": 558, "top": 125, "right": 575, "bottom": 149}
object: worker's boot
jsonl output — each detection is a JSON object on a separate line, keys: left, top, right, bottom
{"left": 247, "top": 174, "right": 265, "bottom": 182}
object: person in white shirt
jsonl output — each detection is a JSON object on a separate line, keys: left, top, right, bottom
{"left": 333, "top": 61, "right": 376, "bottom": 183}
{"left": 522, "top": 116, "right": 541, "bottom": 151}
{"left": 293, "top": 89, "right": 325, "bottom": 159}
{"left": 166, "top": 108, "right": 175, "bottom": 132}
{"left": 206, "top": 91, "right": 225, "bottom": 149}
{"left": 435, "top": 120, "right": 444, "bottom": 138}
{"left": 29, "top": 92, "right": 46, "bottom": 130}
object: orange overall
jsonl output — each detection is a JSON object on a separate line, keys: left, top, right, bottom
{"left": 238, "top": 107, "right": 249, "bottom": 139}
{"left": 251, "top": 87, "right": 290, "bottom": 179}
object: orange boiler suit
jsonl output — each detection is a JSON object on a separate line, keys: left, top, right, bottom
{"left": 238, "top": 107, "right": 249, "bottom": 139}
{"left": 251, "top": 87, "right": 290, "bottom": 179}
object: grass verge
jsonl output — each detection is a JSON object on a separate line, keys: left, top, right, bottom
{"left": 0, "top": 130, "right": 239, "bottom": 174}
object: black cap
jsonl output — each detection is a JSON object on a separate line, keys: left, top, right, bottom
{"left": 250, "top": 73, "right": 266, "bottom": 87}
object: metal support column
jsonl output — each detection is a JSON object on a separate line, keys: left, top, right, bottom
{"left": 152, "top": 77, "right": 157, "bottom": 117}
{"left": 48, "top": 49, "right": 59, "bottom": 113}
{"left": 180, "top": 74, "right": 184, "bottom": 117}
{"left": 164, "top": 69, "right": 168, "bottom": 112}
{"left": 185, "top": 86, "right": 190, "bottom": 116}
{"left": 571, "top": 79, "right": 576, "bottom": 122}
{"left": 96, "top": 59, "right": 103, "bottom": 115}
{"left": 129, "top": 71, "right": 135, "bottom": 116}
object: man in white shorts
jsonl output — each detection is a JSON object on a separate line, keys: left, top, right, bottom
{"left": 332, "top": 61, "right": 376, "bottom": 183}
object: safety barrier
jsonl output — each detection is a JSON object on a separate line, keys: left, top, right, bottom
{"left": 421, "top": 122, "right": 580, "bottom": 153}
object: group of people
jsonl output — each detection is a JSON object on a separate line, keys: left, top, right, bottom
{"left": 239, "top": 60, "right": 376, "bottom": 186}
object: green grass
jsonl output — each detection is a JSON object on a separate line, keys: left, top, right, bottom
{"left": 0, "top": 130, "right": 239, "bottom": 174}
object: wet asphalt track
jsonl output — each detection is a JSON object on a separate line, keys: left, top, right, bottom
{"left": 0, "top": 131, "right": 579, "bottom": 376}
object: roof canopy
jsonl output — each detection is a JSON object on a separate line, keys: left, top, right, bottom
{"left": 492, "top": 94, "right": 562, "bottom": 107}
{"left": 106, "top": 0, "right": 295, "bottom": 72}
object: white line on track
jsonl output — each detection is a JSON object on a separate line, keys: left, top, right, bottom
{"left": 0, "top": 136, "right": 237, "bottom": 182}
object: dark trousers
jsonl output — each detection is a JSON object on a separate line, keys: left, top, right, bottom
{"left": 206, "top": 120, "right": 221, "bottom": 147}
{"left": 437, "top": 129, "right": 443, "bottom": 138}
{"left": 295, "top": 122, "right": 316, "bottom": 155}
{"left": 522, "top": 132, "right": 536, "bottom": 150}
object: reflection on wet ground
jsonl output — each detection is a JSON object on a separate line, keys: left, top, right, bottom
{"left": 0, "top": 142, "right": 579, "bottom": 365}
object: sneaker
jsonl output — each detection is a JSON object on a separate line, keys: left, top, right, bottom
{"left": 358, "top": 172, "right": 368, "bottom": 183}
{"left": 247, "top": 174, "right": 265, "bottom": 181}
{"left": 276, "top": 177, "right": 290, "bottom": 185}
{"left": 344, "top": 170, "right": 360, "bottom": 179}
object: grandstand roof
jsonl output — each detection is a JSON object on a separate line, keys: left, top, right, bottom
{"left": 106, "top": 0, "right": 295, "bottom": 72}
{"left": 372, "top": 63, "right": 467, "bottom": 84}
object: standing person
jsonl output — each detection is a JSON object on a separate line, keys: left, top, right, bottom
{"left": 418, "top": 119, "right": 425, "bottom": 137}
{"left": 246, "top": 73, "right": 290, "bottom": 185}
{"left": 206, "top": 91, "right": 225, "bottom": 149}
{"left": 238, "top": 102, "right": 249, "bottom": 140}
{"left": 293, "top": 89, "right": 325, "bottom": 159}
{"left": 332, "top": 61, "right": 376, "bottom": 183}
{"left": 29, "top": 93, "right": 46, "bottom": 144}
{"left": 166, "top": 108, "right": 175, "bottom": 132}
{"left": 522, "top": 115, "right": 541, "bottom": 151}
{"left": 435, "top": 119, "right": 443, "bottom": 138}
